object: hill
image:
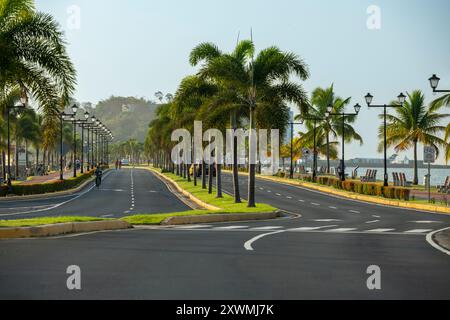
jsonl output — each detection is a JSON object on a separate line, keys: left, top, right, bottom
{"left": 84, "top": 96, "right": 157, "bottom": 142}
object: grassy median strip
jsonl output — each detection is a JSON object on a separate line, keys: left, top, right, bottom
{"left": 122, "top": 168, "right": 276, "bottom": 225}
{"left": 0, "top": 216, "right": 109, "bottom": 228}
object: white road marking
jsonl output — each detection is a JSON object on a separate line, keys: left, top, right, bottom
{"left": 328, "top": 206, "right": 337, "bottom": 209}
{"left": 298, "top": 199, "right": 305, "bottom": 202}
{"left": 404, "top": 229, "right": 434, "bottom": 234}
{"left": 426, "top": 227, "right": 450, "bottom": 256}
{"left": 286, "top": 196, "right": 292, "bottom": 199}
{"left": 288, "top": 225, "right": 338, "bottom": 231}
{"left": 249, "top": 226, "right": 284, "bottom": 231}
{"left": 175, "top": 225, "right": 213, "bottom": 229}
{"left": 326, "top": 228, "right": 357, "bottom": 232}
{"left": 214, "top": 226, "right": 248, "bottom": 230}
{"left": 349, "top": 210, "right": 360, "bottom": 214}
{"left": 365, "top": 220, "right": 380, "bottom": 224}
{"left": 312, "top": 219, "right": 342, "bottom": 222}
{"left": 409, "top": 221, "right": 442, "bottom": 224}
{"left": 367, "top": 228, "right": 395, "bottom": 233}
{"left": 275, "top": 193, "right": 281, "bottom": 196}
{"left": 101, "top": 214, "right": 114, "bottom": 217}
{"left": 311, "top": 203, "right": 320, "bottom": 206}
{"left": 267, "top": 190, "right": 272, "bottom": 193}
{"left": 244, "top": 230, "right": 285, "bottom": 251}
{"left": 372, "top": 215, "right": 381, "bottom": 218}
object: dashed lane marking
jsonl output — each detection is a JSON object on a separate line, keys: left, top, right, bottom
{"left": 404, "top": 229, "right": 434, "bottom": 234}
{"left": 249, "top": 226, "right": 284, "bottom": 231}
{"left": 288, "top": 225, "right": 338, "bottom": 232}
{"left": 365, "top": 220, "right": 380, "bottom": 224}
{"left": 367, "top": 228, "right": 395, "bottom": 233}
{"left": 349, "top": 210, "right": 360, "bottom": 214}
{"left": 312, "top": 219, "right": 342, "bottom": 222}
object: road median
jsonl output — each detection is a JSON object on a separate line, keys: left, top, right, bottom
{"left": 0, "top": 219, "right": 131, "bottom": 239}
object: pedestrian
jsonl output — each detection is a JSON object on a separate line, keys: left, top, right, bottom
{"left": 115, "top": 159, "right": 118, "bottom": 170}
{"left": 119, "top": 160, "right": 122, "bottom": 170}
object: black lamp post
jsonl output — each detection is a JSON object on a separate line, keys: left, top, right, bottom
{"left": 429, "top": 74, "right": 450, "bottom": 93}
{"left": 76, "top": 111, "right": 90, "bottom": 174}
{"left": 7, "top": 95, "right": 27, "bottom": 184}
{"left": 365, "top": 92, "right": 406, "bottom": 186}
{"left": 288, "top": 120, "right": 304, "bottom": 179}
{"left": 327, "top": 103, "right": 362, "bottom": 182}
{"left": 59, "top": 110, "right": 76, "bottom": 181}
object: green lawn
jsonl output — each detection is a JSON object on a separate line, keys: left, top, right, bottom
{"left": 122, "top": 168, "right": 276, "bottom": 225}
{"left": 0, "top": 216, "right": 109, "bottom": 228}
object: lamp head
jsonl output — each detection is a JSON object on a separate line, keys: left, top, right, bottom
{"left": 429, "top": 74, "right": 440, "bottom": 90}
{"left": 365, "top": 93, "right": 373, "bottom": 106}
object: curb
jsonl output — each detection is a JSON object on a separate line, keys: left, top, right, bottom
{"left": 147, "top": 168, "right": 221, "bottom": 211}
{"left": 0, "top": 220, "right": 131, "bottom": 239}
{"left": 223, "top": 170, "right": 450, "bottom": 214}
{"left": 161, "top": 210, "right": 282, "bottom": 225}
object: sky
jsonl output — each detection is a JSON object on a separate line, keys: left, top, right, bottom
{"left": 35, "top": 0, "right": 450, "bottom": 164}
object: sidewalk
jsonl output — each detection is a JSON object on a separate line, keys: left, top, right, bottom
{"left": 18, "top": 170, "right": 75, "bottom": 185}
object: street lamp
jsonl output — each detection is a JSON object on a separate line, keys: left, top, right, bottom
{"left": 288, "top": 119, "right": 304, "bottom": 179}
{"left": 429, "top": 74, "right": 450, "bottom": 93}
{"left": 6, "top": 93, "right": 28, "bottom": 185}
{"left": 365, "top": 92, "right": 405, "bottom": 186}
{"left": 327, "top": 103, "right": 362, "bottom": 182}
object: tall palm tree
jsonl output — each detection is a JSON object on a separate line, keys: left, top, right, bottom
{"left": 0, "top": 0, "right": 76, "bottom": 117}
{"left": 194, "top": 41, "right": 310, "bottom": 207}
{"left": 384, "top": 90, "right": 449, "bottom": 184}
{"left": 299, "top": 85, "right": 362, "bottom": 174}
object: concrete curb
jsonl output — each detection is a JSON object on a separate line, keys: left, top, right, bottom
{"left": 223, "top": 170, "right": 450, "bottom": 214}
{"left": 161, "top": 210, "right": 282, "bottom": 225}
{"left": 146, "top": 168, "right": 221, "bottom": 211}
{"left": 0, "top": 220, "right": 131, "bottom": 239}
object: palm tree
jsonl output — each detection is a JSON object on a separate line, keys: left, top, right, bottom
{"left": 0, "top": 0, "right": 76, "bottom": 117}
{"left": 193, "top": 41, "right": 310, "bottom": 207}
{"left": 299, "top": 85, "right": 362, "bottom": 174}
{"left": 384, "top": 90, "right": 449, "bottom": 184}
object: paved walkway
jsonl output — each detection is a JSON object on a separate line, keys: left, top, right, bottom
{"left": 18, "top": 170, "right": 76, "bottom": 185}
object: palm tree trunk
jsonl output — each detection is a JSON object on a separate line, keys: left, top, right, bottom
{"left": 2, "top": 151, "right": 6, "bottom": 180}
{"left": 231, "top": 112, "right": 241, "bottom": 203}
{"left": 248, "top": 108, "right": 256, "bottom": 207}
{"left": 208, "top": 162, "right": 213, "bottom": 194}
{"left": 413, "top": 140, "right": 419, "bottom": 185}
{"left": 216, "top": 163, "right": 222, "bottom": 198}
{"left": 201, "top": 160, "right": 206, "bottom": 189}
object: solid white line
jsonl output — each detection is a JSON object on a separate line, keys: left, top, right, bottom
{"left": 366, "top": 228, "right": 395, "bottom": 233}
{"left": 365, "top": 220, "right": 380, "bottom": 224}
{"left": 244, "top": 230, "right": 285, "bottom": 251}
{"left": 426, "top": 227, "right": 450, "bottom": 256}
{"left": 214, "top": 226, "right": 248, "bottom": 230}
{"left": 404, "top": 229, "right": 434, "bottom": 234}
{"left": 312, "top": 219, "right": 342, "bottom": 222}
{"left": 326, "top": 228, "right": 357, "bottom": 232}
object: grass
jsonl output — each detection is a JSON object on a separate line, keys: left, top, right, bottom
{"left": 122, "top": 167, "right": 276, "bottom": 225}
{"left": 0, "top": 216, "right": 109, "bottom": 228}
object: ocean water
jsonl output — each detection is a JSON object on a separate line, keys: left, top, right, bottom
{"left": 346, "top": 167, "right": 449, "bottom": 186}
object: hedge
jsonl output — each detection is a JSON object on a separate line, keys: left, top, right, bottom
{"left": 303, "top": 175, "right": 410, "bottom": 201}
{"left": 0, "top": 168, "right": 100, "bottom": 197}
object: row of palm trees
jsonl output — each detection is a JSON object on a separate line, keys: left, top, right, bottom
{"left": 145, "top": 40, "right": 311, "bottom": 207}
{"left": 0, "top": 0, "right": 77, "bottom": 179}
{"left": 145, "top": 39, "right": 450, "bottom": 205}
{"left": 110, "top": 139, "right": 144, "bottom": 165}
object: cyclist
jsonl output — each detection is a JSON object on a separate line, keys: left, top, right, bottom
{"left": 95, "top": 166, "right": 103, "bottom": 188}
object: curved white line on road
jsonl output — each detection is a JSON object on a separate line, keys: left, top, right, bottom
{"left": 426, "top": 227, "right": 450, "bottom": 256}
{"left": 244, "top": 230, "right": 285, "bottom": 251}
{"left": 0, "top": 171, "right": 113, "bottom": 217}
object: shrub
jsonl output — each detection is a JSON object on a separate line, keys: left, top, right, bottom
{"left": 2, "top": 169, "right": 96, "bottom": 197}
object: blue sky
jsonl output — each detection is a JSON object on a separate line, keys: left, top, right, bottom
{"left": 36, "top": 0, "right": 450, "bottom": 163}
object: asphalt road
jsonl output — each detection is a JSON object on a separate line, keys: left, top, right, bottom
{"left": 0, "top": 168, "right": 191, "bottom": 219}
{"left": 0, "top": 169, "right": 449, "bottom": 299}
